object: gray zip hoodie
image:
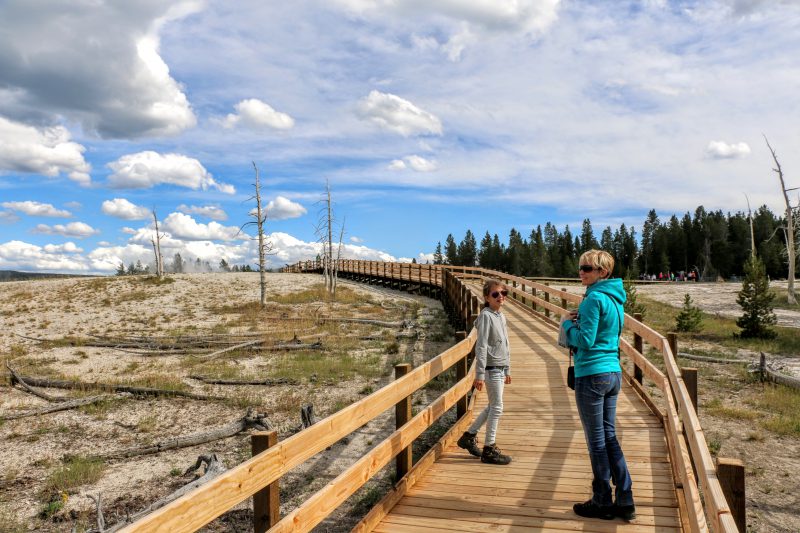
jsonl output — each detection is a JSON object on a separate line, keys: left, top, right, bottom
{"left": 474, "top": 306, "right": 511, "bottom": 381}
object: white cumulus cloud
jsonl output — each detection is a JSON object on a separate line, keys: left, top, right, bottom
{"left": 388, "top": 155, "right": 437, "bottom": 172}
{"left": 101, "top": 198, "right": 151, "bottom": 220}
{"left": 0, "top": 117, "right": 91, "bottom": 185}
{"left": 0, "top": 2, "right": 199, "bottom": 139}
{"left": 334, "top": 0, "right": 561, "bottom": 36}
{"left": 43, "top": 242, "right": 83, "bottom": 253}
{"left": 357, "top": 90, "right": 443, "bottom": 137}
{"left": 1, "top": 201, "right": 71, "bottom": 217}
{"left": 162, "top": 212, "right": 243, "bottom": 241}
{"left": 0, "top": 240, "right": 89, "bottom": 272}
{"left": 221, "top": 99, "right": 295, "bottom": 130}
{"left": 265, "top": 196, "right": 307, "bottom": 220}
{"left": 107, "top": 151, "right": 235, "bottom": 194}
{"left": 177, "top": 204, "right": 228, "bottom": 221}
{"left": 32, "top": 222, "right": 99, "bottom": 238}
{"left": 706, "top": 141, "right": 751, "bottom": 159}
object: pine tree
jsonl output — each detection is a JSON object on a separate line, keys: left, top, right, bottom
{"left": 444, "top": 234, "right": 458, "bottom": 265}
{"left": 675, "top": 293, "right": 703, "bottom": 332}
{"left": 736, "top": 255, "right": 777, "bottom": 338}
{"left": 457, "top": 230, "right": 477, "bottom": 266}
{"left": 433, "top": 242, "right": 443, "bottom": 265}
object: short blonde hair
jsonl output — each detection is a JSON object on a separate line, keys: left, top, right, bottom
{"left": 579, "top": 250, "right": 614, "bottom": 278}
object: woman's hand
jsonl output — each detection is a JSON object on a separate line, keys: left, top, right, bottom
{"left": 504, "top": 375, "right": 511, "bottom": 385}
{"left": 474, "top": 379, "right": 484, "bottom": 391}
{"left": 569, "top": 311, "right": 578, "bottom": 320}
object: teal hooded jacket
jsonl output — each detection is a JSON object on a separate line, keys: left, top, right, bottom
{"left": 562, "top": 278, "right": 626, "bottom": 378}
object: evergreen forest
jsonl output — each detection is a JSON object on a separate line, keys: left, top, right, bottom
{"left": 432, "top": 205, "right": 796, "bottom": 281}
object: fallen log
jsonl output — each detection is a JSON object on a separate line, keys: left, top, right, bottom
{"left": 677, "top": 352, "right": 750, "bottom": 364}
{"left": 12, "top": 375, "right": 223, "bottom": 401}
{"left": 6, "top": 362, "right": 67, "bottom": 402}
{"left": 189, "top": 375, "right": 299, "bottom": 386}
{"left": 94, "top": 454, "right": 228, "bottom": 533}
{"left": 262, "top": 315, "right": 411, "bottom": 328}
{"left": 0, "top": 394, "right": 125, "bottom": 421}
{"left": 91, "top": 410, "right": 271, "bottom": 461}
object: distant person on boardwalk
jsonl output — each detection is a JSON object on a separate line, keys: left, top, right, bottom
{"left": 456, "top": 279, "right": 512, "bottom": 465}
{"left": 560, "top": 250, "right": 636, "bottom": 521}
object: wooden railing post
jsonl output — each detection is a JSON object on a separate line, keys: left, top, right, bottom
{"left": 544, "top": 287, "right": 550, "bottom": 319}
{"left": 717, "top": 458, "right": 746, "bottom": 532}
{"left": 531, "top": 286, "right": 537, "bottom": 312}
{"left": 455, "top": 332, "right": 468, "bottom": 419}
{"left": 667, "top": 331, "right": 678, "bottom": 358}
{"left": 521, "top": 283, "right": 526, "bottom": 305}
{"left": 633, "top": 313, "right": 644, "bottom": 384}
{"left": 394, "top": 363, "right": 413, "bottom": 480}
{"left": 252, "top": 430, "right": 279, "bottom": 533}
{"left": 560, "top": 287, "right": 567, "bottom": 311}
{"left": 681, "top": 367, "right": 698, "bottom": 412}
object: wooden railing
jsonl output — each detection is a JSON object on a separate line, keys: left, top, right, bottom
{"left": 125, "top": 259, "right": 739, "bottom": 533}
{"left": 120, "top": 264, "right": 477, "bottom": 533}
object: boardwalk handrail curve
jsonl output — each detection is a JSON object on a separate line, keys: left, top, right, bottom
{"left": 287, "top": 260, "right": 738, "bottom": 533}
{"left": 119, "top": 303, "right": 477, "bottom": 532}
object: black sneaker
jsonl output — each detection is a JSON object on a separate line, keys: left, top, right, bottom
{"left": 573, "top": 499, "right": 614, "bottom": 520}
{"left": 614, "top": 503, "right": 636, "bottom": 521}
{"left": 480, "top": 444, "right": 511, "bottom": 465}
{"left": 456, "top": 431, "right": 481, "bottom": 457}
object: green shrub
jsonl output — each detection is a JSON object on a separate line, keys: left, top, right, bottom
{"left": 736, "top": 256, "right": 776, "bottom": 339}
{"left": 675, "top": 293, "right": 703, "bottom": 332}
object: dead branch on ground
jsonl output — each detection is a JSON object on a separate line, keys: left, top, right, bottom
{"left": 90, "top": 410, "right": 271, "bottom": 461}
{"left": 10, "top": 375, "right": 223, "bottom": 401}
{"left": 189, "top": 375, "right": 299, "bottom": 386}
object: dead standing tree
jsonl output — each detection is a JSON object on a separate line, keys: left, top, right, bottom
{"left": 764, "top": 136, "right": 798, "bottom": 305}
{"left": 241, "top": 162, "right": 272, "bottom": 307}
{"left": 315, "top": 179, "right": 340, "bottom": 295}
{"left": 151, "top": 209, "right": 165, "bottom": 277}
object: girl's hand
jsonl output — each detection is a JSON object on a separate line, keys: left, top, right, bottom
{"left": 474, "top": 379, "right": 484, "bottom": 391}
{"left": 505, "top": 375, "right": 511, "bottom": 385}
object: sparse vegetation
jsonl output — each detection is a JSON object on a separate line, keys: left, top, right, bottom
{"left": 42, "top": 456, "right": 105, "bottom": 498}
{"left": 675, "top": 293, "right": 703, "bottom": 332}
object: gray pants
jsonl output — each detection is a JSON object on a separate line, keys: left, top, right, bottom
{"left": 468, "top": 368, "right": 505, "bottom": 446}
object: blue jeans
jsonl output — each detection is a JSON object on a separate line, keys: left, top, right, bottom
{"left": 574, "top": 372, "right": 634, "bottom": 507}
{"left": 468, "top": 368, "right": 505, "bottom": 445}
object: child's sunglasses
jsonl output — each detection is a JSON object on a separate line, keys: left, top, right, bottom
{"left": 491, "top": 290, "right": 509, "bottom": 298}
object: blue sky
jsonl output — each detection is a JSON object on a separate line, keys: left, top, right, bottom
{"left": 1, "top": 0, "right": 799, "bottom": 273}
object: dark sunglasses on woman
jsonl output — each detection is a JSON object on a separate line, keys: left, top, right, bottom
{"left": 491, "top": 290, "right": 509, "bottom": 298}
{"left": 578, "top": 265, "right": 597, "bottom": 273}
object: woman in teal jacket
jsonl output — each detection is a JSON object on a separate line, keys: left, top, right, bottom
{"left": 560, "top": 250, "right": 635, "bottom": 521}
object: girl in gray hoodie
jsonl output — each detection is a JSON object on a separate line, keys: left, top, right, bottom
{"left": 456, "top": 279, "right": 512, "bottom": 465}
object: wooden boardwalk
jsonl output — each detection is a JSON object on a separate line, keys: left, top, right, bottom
{"left": 373, "top": 299, "right": 682, "bottom": 532}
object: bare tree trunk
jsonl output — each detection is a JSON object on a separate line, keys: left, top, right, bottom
{"left": 152, "top": 209, "right": 164, "bottom": 277}
{"left": 745, "top": 193, "right": 756, "bottom": 259}
{"left": 333, "top": 216, "right": 345, "bottom": 297}
{"left": 326, "top": 180, "right": 334, "bottom": 292}
{"left": 765, "top": 136, "right": 797, "bottom": 305}
{"left": 253, "top": 162, "right": 267, "bottom": 307}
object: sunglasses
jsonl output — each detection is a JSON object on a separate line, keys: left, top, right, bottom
{"left": 578, "top": 265, "right": 597, "bottom": 273}
{"left": 490, "top": 290, "right": 509, "bottom": 299}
